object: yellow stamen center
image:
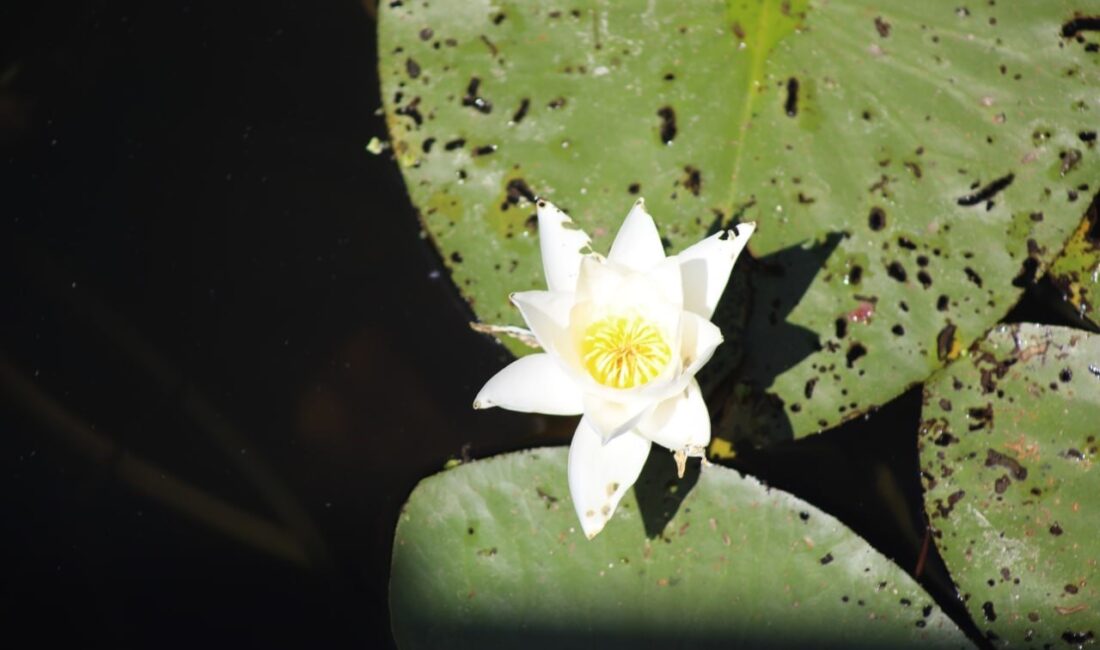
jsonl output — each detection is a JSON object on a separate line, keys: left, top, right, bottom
{"left": 581, "top": 315, "right": 671, "bottom": 389}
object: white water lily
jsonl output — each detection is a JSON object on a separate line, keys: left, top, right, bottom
{"left": 473, "top": 198, "right": 755, "bottom": 539}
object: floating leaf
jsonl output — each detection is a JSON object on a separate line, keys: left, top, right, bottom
{"left": 379, "top": 2, "right": 1099, "bottom": 440}
{"left": 919, "top": 324, "right": 1100, "bottom": 646}
{"left": 1047, "top": 193, "right": 1100, "bottom": 331}
{"left": 390, "top": 448, "right": 971, "bottom": 649}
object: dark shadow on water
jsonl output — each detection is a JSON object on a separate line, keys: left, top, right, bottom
{"left": 1003, "top": 275, "right": 1096, "bottom": 331}
{"left": 633, "top": 448, "right": 700, "bottom": 539}
{"left": 727, "top": 387, "right": 991, "bottom": 650}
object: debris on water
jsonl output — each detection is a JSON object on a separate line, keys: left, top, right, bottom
{"left": 365, "top": 137, "right": 388, "bottom": 154}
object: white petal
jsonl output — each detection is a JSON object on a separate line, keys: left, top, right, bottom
{"left": 510, "top": 290, "right": 573, "bottom": 355}
{"left": 581, "top": 394, "right": 653, "bottom": 441}
{"left": 473, "top": 353, "right": 583, "bottom": 415}
{"left": 537, "top": 200, "right": 592, "bottom": 292}
{"left": 574, "top": 255, "right": 683, "bottom": 314}
{"left": 607, "top": 198, "right": 665, "bottom": 272}
{"left": 679, "top": 311, "right": 724, "bottom": 379}
{"left": 636, "top": 379, "right": 710, "bottom": 451}
{"left": 646, "top": 256, "right": 685, "bottom": 310}
{"left": 677, "top": 221, "right": 756, "bottom": 319}
{"left": 568, "top": 419, "right": 651, "bottom": 539}
{"left": 573, "top": 255, "right": 627, "bottom": 307}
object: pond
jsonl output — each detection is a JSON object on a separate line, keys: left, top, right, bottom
{"left": 3, "top": 2, "right": 1098, "bottom": 649}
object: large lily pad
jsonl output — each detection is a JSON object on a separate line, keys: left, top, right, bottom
{"left": 390, "top": 448, "right": 971, "bottom": 649}
{"left": 379, "top": 1, "right": 1100, "bottom": 441}
{"left": 918, "top": 324, "right": 1100, "bottom": 647}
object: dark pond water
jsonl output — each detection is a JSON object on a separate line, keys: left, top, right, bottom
{"left": 1, "top": 2, "right": 544, "bottom": 646}
{"left": 0, "top": 2, "right": 1078, "bottom": 648}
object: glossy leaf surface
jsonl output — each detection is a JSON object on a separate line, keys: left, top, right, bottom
{"left": 391, "top": 448, "right": 972, "bottom": 649}
{"left": 380, "top": 1, "right": 1100, "bottom": 442}
{"left": 919, "top": 324, "right": 1100, "bottom": 647}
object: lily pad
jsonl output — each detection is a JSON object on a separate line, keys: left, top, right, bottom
{"left": 1047, "top": 193, "right": 1100, "bottom": 331}
{"left": 918, "top": 324, "right": 1100, "bottom": 646}
{"left": 379, "top": 1, "right": 1100, "bottom": 441}
{"left": 390, "top": 447, "right": 972, "bottom": 649}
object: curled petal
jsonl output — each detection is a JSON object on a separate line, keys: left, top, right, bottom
{"left": 568, "top": 419, "right": 651, "bottom": 539}
{"left": 537, "top": 200, "right": 592, "bottom": 292}
{"left": 679, "top": 311, "right": 724, "bottom": 379}
{"left": 468, "top": 323, "right": 540, "bottom": 349}
{"left": 607, "top": 198, "right": 666, "bottom": 272}
{"left": 473, "top": 353, "right": 584, "bottom": 415}
{"left": 677, "top": 221, "right": 756, "bottom": 319}
{"left": 636, "top": 379, "right": 710, "bottom": 451}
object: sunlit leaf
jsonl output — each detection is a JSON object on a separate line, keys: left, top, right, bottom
{"left": 379, "top": 1, "right": 1099, "bottom": 442}
{"left": 390, "top": 448, "right": 972, "bottom": 649}
{"left": 919, "top": 324, "right": 1100, "bottom": 647}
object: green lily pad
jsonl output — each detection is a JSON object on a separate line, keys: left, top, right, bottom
{"left": 1047, "top": 193, "right": 1100, "bottom": 331}
{"left": 379, "top": 1, "right": 1099, "bottom": 441}
{"left": 390, "top": 448, "right": 972, "bottom": 649}
{"left": 918, "top": 324, "right": 1100, "bottom": 646}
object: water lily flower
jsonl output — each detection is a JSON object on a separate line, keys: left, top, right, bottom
{"left": 473, "top": 198, "right": 755, "bottom": 539}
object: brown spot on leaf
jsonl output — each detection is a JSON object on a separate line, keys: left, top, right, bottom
{"left": 683, "top": 166, "right": 702, "bottom": 196}
{"left": 461, "top": 78, "right": 493, "bottom": 114}
{"left": 874, "top": 16, "right": 892, "bottom": 37}
{"left": 936, "top": 323, "right": 958, "bottom": 361}
{"left": 785, "top": 77, "right": 800, "bottom": 117}
{"left": 511, "top": 98, "right": 530, "bottom": 124}
{"left": 657, "top": 106, "right": 677, "bottom": 144}
{"left": 985, "top": 448, "right": 1027, "bottom": 480}
{"left": 957, "top": 173, "right": 1015, "bottom": 206}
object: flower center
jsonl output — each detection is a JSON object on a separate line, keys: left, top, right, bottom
{"left": 581, "top": 315, "right": 671, "bottom": 389}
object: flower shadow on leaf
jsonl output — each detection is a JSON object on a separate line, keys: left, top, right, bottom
{"left": 712, "top": 232, "right": 847, "bottom": 449}
{"left": 632, "top": 444, "right": 701, "bottom": 540}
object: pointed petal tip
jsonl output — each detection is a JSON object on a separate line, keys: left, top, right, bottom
{"left": 609, "top": 198, "right": 664, "bottom": 270}
{"left": 473, "top": 353, "right": 584, "bottom": 415}
{"left": 733, "top": 221, "right": 756, "bottom": 237}
{"left": 536, "top": 198, "right": 564, "bottom": 216}
{"left": 536, "top": 199, "right": 591, "bottom": 292}
{"left": 580, "top": 515, "right": 607, "bottom": 540}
